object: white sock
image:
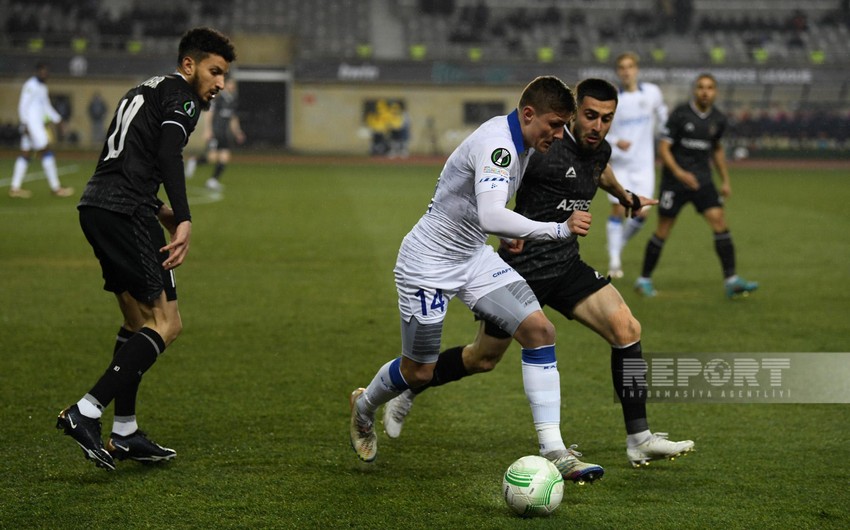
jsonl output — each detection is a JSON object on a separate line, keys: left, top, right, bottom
{"left": 112, "top": 416, "right": 138, "bottom": 436}
{"left": 623, "top": 216, "right": 646, "bottom": 243}
{"left": 521, "top": 345, "right": 566, "bottom": 454}
{"left": 606, "top": 216, "right": 623, "bottom": 268}
{"left": 42, "top": 153, "right": 60, "bottom": 190}
{"left": 626, "top": 429, "right": 652, "bottom": 448}
{"left": 360, "top": 357, "right": 409, "bottom": 417}
{"left": 76, "top": 396, "right": 102, "bottom": 419}
{"left": 11, "top": 156, "right": 28, "bottom": 190}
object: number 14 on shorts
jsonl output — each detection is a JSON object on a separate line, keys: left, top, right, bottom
{"left": 415, "top": 288, "right": 445, "bottom": 316}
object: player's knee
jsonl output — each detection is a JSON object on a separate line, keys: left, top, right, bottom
{"left": 404, "top": 363, "right": 435, "bottom": 387}
{"left": 515, "top": 312, "right": 556, "bottom": 348}
{"left": 610, "top": 307, "right": 641, "bottom": 346}
{"left": 464, "top": 345, "right": 504, "bottom": 374}
{"left": 159, "top": 313, "right": 183, "bottom": 346}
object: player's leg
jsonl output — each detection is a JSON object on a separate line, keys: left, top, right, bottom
{"left": 606, "top": 202, "right": 626, "bottom": 278}
{"left": 636, "top": 186, "right": 682, "bottom": 296}
{"left": 702, "top": 205, "right": 758, "bottom": 298}
{"left": 9, "top": 151, "right": 32, "bottom": 198}
{"left": 634, "top": 215, "right": 675, "bottom": 296}
{"left": 105, "top": 292, "right": 179, "bottom": 463}
{"left": 211, "top": 148, "right": 231, "bottom": 182}
{"left": 383, "top": 307, "right": 513, "bottom": 438}
{"left": 621, "top": 168, "right": 655, "bottom": 244}
{"left": 39, "top": 148, "right": 73, "bottom": 196}
{"left": 350, "top": 259, "right": 454, "bottom": 462}
{"left": 58, "top": 208, "right": 179, "bottom": 469}
{"left": 28, "top": 122, "right": 72, "bottom": 196}
{"left": 9, "top": 131, "right": 33, "bottom": 197}
{"left": 571, "top": 284, "right": 694, "bottom": 465}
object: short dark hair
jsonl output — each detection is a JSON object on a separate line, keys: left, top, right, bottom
{"left": 575, "top": 78, "right": 618, "bottom": 105}
{"left": 694, "top": 73, "right": 717, "bottom": 87}
{"left": 518, "top": 76, "right": 576, "bottom": 117}
{"left": 178, "top": 27, "right": 236, "bottom": 65}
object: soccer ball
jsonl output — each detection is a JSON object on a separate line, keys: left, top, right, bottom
{"left": 502, "top": 455, "right": 564, "bottom": 517}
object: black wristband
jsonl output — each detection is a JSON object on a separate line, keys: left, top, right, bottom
{"left": 623, "top": 189, "right": 641, "bottom": 211}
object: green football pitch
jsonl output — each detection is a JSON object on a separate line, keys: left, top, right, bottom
{"left": 1, "top": 155, "right": 848, "bottom": 528}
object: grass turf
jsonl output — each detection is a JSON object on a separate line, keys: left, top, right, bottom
{"left": 0, "top": 156, "right": 848, "bottom": 529}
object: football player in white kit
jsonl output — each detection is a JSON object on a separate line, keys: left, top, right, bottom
{"left": 605, "top": 52, "right": 667, "bottom": 278}
{"left": 349, "top": 76, "right": 603, "bottom": 481}
{"left": 8, "top": 62, "right": 73, "bottom": 198}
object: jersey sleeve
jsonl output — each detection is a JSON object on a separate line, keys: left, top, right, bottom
{"left": 652, "top": 86, "right": 669, "bottom": 135}
{"left": 160, "top": 84, "right": 199, "bottom": 144}
{"left": 472, "top": 138, "right": 517, "bottom": 197}
{"left": 660, "top": 107, "right": 681, "bottom": 144}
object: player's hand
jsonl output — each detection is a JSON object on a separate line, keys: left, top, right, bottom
{"left": 567, "top": 210, "right": 591, "bottom": 236}
{"left": 621, "top": 191, "right": 659, "bottom": 218}
{"left": 720, "top": 182, "right": 731, "bottom": 198}
{"left": 677, "top": 171, "right": 700, "bottom": 190}
{"left": 160, "top": 220, "right": 192, "bottom": 270}
{"left": 500, "top": 238, "right": 525, "bottom": 254}
{"left": 616, "top": 139, "right": 632, "bottom": 151}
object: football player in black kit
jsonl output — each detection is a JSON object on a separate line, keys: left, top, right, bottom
{"left": 56, "top": 27, "right": 236, "bottom": 471}
{"left": 635, "top": 73, "right": 758, "bottom": 299}
{"left": 382, "top": 79, "right": 695, "bottom": 471}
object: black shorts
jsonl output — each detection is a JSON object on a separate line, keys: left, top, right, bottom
{"left": 79, "top": 206, "right": 177, "bottom": 303}
{"left": 483, "top": 259, "right": 610, "bottom": 339}
{"left": 658, "top": 181, "right": 723, "bottom": 218}
{"left": 209, "top": 130, "right": 232, "bottom": 151}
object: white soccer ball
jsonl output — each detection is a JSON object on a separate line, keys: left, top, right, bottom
{"left": 502, "top": 455, "right": 564, "bottom": 517}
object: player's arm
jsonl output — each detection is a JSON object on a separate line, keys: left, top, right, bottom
{"left": 712, "top": 141, "right": 732, "bottom": 198}
{"left": 659, "top": 139, "right": 699, "bottom": 190}
{"left": 158, "top": 123, "right": 192, "bottom": 270}
{"left": 203, "top": 106, "right": 214, "bottom": 142}
{"left": 477, "top": 190, "right": 585, "bottom": 239}
{"left": 599, "top": 163, "right": 657, "bottom": 217}
{"left": 230, "top": 114, "right": 246, "bottom": 144}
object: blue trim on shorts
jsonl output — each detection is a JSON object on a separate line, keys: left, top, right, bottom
{"left": 389, "top": 357, "right": 409, "bottom": 391}
{"left": 521, "top": 345, "right": 556, "bottom": 365}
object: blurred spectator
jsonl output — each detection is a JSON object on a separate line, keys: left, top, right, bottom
{"left": 88, "top": 91, "right": 108, "bottom": 146}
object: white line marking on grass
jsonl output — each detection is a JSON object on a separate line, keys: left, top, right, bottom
{"left": 0, "top": 164, "right": 80, "bottom": 187}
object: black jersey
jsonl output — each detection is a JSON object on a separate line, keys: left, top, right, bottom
{"left": 499, "top": 129, "right": 611, "bottom": 281}
{"left": 660, "top": 101, "right": 727, "bottom": 186}
{"left": 211, "top": 90, "right": 237, "bottom": 138}
{"left": 79, "top": 74, "right": 201, "bottom": 219}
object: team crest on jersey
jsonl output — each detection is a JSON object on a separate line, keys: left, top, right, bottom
{"left": 564, "top": 166, "right": 577, "bottom": 179}
{"left": 491, "top": 148, "right": 511, "bottom": 167}
{"left": 685, "top": 122, "right": 695, "bottom": 132}
{"left": 183, "top": 100, "right": 196, "bottom": 117}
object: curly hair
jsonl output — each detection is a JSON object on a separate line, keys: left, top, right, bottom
{"left": 178, "top": 27, "right": 236, "bottom": 65}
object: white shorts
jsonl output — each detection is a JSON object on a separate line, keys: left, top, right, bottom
{"left": 20, "top": 120, "right": 50, "bottom": 151}
{"left": 394, "top": 244, "right": 526, "bottom": 325}
{"left": 607, "top": 166, "right": 655, "bottom": 204}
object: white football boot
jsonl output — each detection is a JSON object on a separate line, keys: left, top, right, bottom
{"left": 627, "top": 432, "right": 694, "bottom": 467}
{"left": 382, "top": 390, "right": 415, "bottom": 439}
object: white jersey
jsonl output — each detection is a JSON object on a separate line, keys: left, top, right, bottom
{"left": 18, "top": 76, "right": 61, "bottom": 128}
{"left": 400, "top": 111, "right": 531, "bottom": 264}
{"left": 607, "top": 82, "right": 667, "bottom": 175}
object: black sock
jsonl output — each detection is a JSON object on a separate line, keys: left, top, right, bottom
{"left": 641, "top": 235, "right": 665, "bottom": 278}
{"left": 411, "top": 346, "right": 469, "bottom": 395}
{"left": 212, "top": 162, "right": 225, "bottom": 180}
{"left": 89, "top": 327, "right": 165, "bottom": 408}
{"left": 611, "top": 342, "right": 649, "bottom": 434}
{"left": 113, "top": 327, "right": 140, "bottom": 417}
{"left": 714, "top": 230, "right": 736, "bottom": 278}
